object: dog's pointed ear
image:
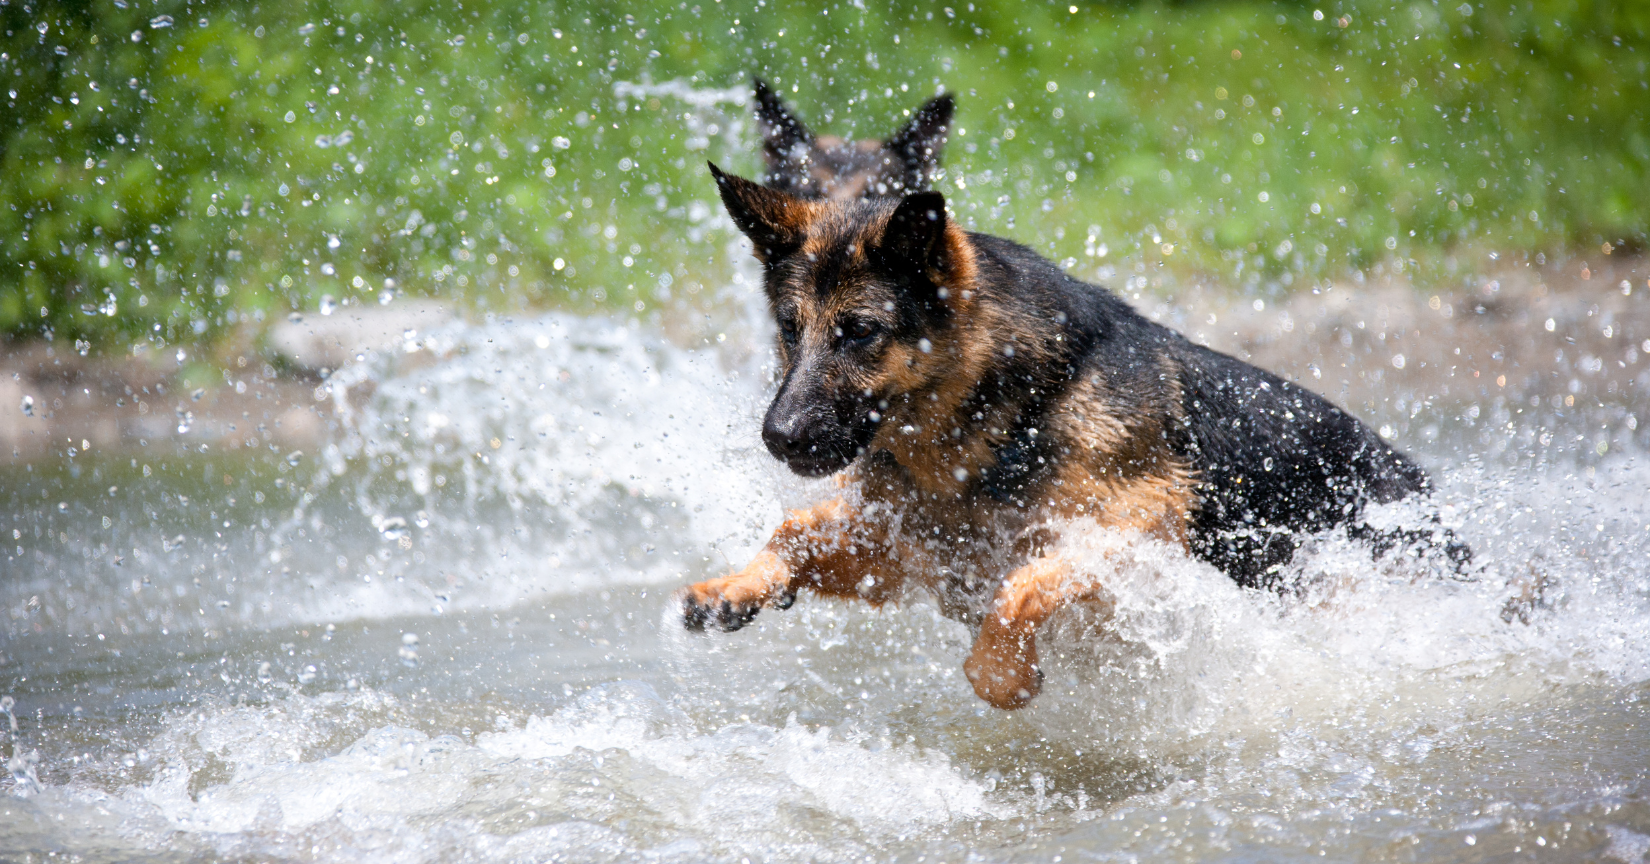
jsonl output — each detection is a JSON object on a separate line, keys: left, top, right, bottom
{"left": 885, "top": 93, "right": 954, "bottom": 192}
{"left": 709, "top": 161, "right": 808, "bottom": 264}
{"left": 753, "top": 77, "right": 816, "bottom": 192}
{"left": 876, "top": 190, "right": 951, "bottom": 285}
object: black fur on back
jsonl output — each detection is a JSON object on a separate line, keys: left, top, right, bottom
{"left": 957, "top": 233, "right": 1439, "bottom": 588}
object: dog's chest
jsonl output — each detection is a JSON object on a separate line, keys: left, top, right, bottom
{"left": 859, "top": 469, "right": 1042, "bottom": 624}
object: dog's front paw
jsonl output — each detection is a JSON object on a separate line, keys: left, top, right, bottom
{"left": 964, "top": 628, "right": 1043, "bottom": 709}
{"left": 677, "top": 577, "right": 792, "bottom": 632}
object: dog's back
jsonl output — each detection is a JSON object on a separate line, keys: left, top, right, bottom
{"left": 960, "top": 232, "right": 1459, "bottom": 586}
{"left": 1170, "top": 340, "right": 1436, "bottom": 584}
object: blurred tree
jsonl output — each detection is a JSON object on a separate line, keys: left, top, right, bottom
{"left": 2, "top": 0, "right": 1646, "bottom": 348}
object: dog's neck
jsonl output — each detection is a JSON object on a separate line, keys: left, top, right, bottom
{"left": 868, "top": 231, "right": 1081, "bottom": 500}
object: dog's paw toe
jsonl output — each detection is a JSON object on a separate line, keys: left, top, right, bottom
{"left": 681, "top": 594, "right": 711, "bottom": 632}
{"left": 679, "top": 588, "right": 763, "bottom": 632}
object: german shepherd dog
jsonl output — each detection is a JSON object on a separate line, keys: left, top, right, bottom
{"left": 753, "top": 77, "right": 954, "bottom": 200}
{"left": 679, "top": 167, "right": 1468, "bottom": 709}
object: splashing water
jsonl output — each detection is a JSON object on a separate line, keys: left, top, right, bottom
{"left": 2, "top": 288, "right": 1648, "bottom": 860}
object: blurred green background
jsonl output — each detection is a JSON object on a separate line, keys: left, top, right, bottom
{"left": 2, "top": 0, "right": 1647, "bottom": 349}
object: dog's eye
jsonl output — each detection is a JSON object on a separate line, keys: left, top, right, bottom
{"left": 777, "top": 318, "right": 800, "bottom": 345}
{"left": 838, "top": 319, "right": 880, "bottom": 345}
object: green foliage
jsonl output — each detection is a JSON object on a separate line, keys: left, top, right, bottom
{"left": 2, "top": 0, "right": 1646, "bottom": 347}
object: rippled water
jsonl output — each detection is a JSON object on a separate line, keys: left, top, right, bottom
{"left": 4, "top": 284, "right": 1650, "bottom": 862}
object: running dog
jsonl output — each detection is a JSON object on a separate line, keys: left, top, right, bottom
{"left": 680, "top": 166, "right": 1467, "bottom": 709}
{"left": 753, "top": 77, "right": 954, "bottom": 200}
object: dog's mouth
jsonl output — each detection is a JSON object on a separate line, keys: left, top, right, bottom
{"left": 763, "top": 419, "right": 876, "bottom": 478}
{"left": 778, "top": 449, "right": 858, "bottom": 478}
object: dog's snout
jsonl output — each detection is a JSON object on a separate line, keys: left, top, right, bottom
{"left": 760, "top": 378, "right": 856, "bottom": 477}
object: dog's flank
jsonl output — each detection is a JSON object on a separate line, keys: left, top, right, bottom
{"left": 753, "top": 77, "right": 954, "bottom": 200}
{"left": 683, "top": 164, "right": 1466, "bottom": 709}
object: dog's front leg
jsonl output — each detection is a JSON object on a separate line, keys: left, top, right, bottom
{"left": 963, "top": 556, "right": 1113, "bottom": 709}
{"left": 678, "top": 498, "right": 908, "bottom": 631}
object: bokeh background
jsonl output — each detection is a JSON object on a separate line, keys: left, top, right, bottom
{"left": 2, "top": 0, "right": 1647, "bottom": 352}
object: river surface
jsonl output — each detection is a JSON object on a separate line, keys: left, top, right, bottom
{"left": 4, "top": 275, "right": 1650, "bottom": 863}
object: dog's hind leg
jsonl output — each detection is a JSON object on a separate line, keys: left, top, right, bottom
{"left": 1346, "top": 518, "right": 1476, "bottom": 578}
{"left": 678, "top": 498, "right": 923, "bottom": 631}
{"left": 1500, "top": 555, "right": 1560, "bottom": 625}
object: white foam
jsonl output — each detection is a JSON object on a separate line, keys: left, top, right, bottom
{"left": 77, "top": 684, "right": 999, "bottom": 862}
{"left": 992, "top": 485, "right": 1650, "bottom": 760}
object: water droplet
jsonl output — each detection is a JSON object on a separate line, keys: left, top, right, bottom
{"left": 320, "top": 295, "right": 337, "bottom": 316}
{"left": 399, "top": 632, "right": 420, "bottom": 666}
{"left": 257, "top": 661, "right": 273, "bottom": 683}
{"left": 376, "top": 515, "right": 409, "bottom": 541}
{"left": 19, "top": 395, "right": 33, "bottom": 417}
{"left": 286, "top": 450, "right": 304, "bottom": 466}
{"left": 297, "top": 664, "right": 317, "bottom": 684}
{"left": 191, "top": 388, "right": 205, "bottom": 401}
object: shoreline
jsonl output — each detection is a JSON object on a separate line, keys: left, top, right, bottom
{"left": 5, "top": 258, "right": 1646, "bottom": 465}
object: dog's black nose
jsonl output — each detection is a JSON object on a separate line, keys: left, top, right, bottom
{"left": 761, "top": 412, "right": 814, "bottom": 460}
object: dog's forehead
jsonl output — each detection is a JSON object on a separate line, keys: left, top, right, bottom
{"left": 771, "top": 203, "right": 895, "bottom": 310}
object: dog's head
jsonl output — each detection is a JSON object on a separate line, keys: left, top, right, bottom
{"left": 753, "top": 78, "right": 954, "bottom": 202}
{"left": 710, "top": 163, "right": 974, "bottom": 477}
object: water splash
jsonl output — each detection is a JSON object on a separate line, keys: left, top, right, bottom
{"left": 3, "top": 696, "right": 43, "bottom": 798}
{"left": 266, "top": 311, "right": 783, "bottom": 626}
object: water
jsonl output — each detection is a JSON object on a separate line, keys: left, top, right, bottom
{"left": 4, "top": 280, "right": 1650, "bottom": 863}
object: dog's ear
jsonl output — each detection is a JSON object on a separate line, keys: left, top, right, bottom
{"left": 753, "top": 77, "right": 816, "bottom": 193}
{"left": 709, "top": 162, "right": 809, "bottom": 263}
{"left": 885, "top": 94, "right": 954, "bottom": 192}
{"left": 875, "top": 190, "right": 951, "bottom": 288}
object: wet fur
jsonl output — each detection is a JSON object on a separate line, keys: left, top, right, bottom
{"left": 682, "top": 167, "right": 1468, "bottom": 708}
{"left": 753, "top": 77, "right": 954, "bottom": 200}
